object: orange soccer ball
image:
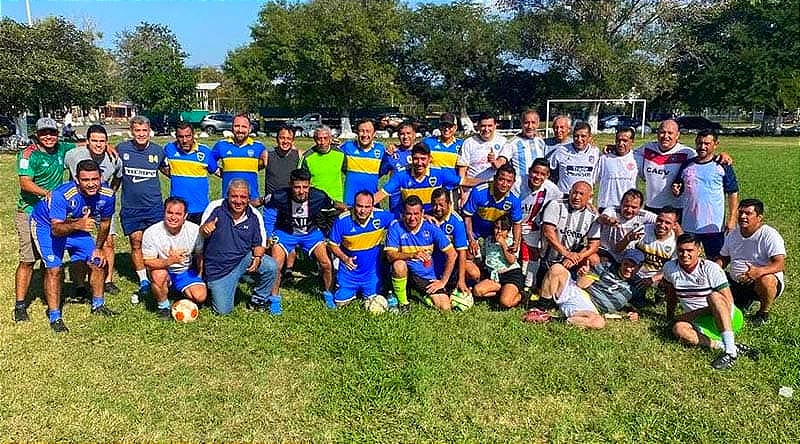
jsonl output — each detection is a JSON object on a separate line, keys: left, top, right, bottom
{"left": 171, "top": 299, "right": 199, "bottom": 323}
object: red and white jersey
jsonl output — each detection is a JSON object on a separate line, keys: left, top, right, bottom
{"left": 596, "top": 151, "right": 638, "bottom": 209}
{"left": 634, "top": 141, "right": 696, "bottom": 208}
{"left": 662, "top": 258, "right": 729, "bottom": 312}
{"left": 520, "top": 179, "right": 562, "bottom": 246}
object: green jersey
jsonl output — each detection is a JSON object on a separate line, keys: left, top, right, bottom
{"left": 300, "top": 145, "right": 346, "bottom": 202}
{"left": 16, "top": 141, "right": 75, "bottom": 214}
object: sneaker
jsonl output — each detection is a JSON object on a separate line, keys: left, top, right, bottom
{"left": 50, "top": 318, "right": 69, "bottom": 333}
{"left": 398, "top": 304, "right": 411, "bottom": 314}
{"left": 104, "top": 282, "right": 121, "bottom": 295}
{"left": 90, "top": 305, "right": 116, "bottom": 317}
{"left": 711, "top": 352, "right": 737, "bottom": 370}
{"left": 132, "top": 281, "right": 150, "bottom": 305}
{"left": 746, "top": 300, "right": 761, "bottom": 315}
{"left": 751, "top": 311, "right": 769, "bottom": 327}
{"left": 157, "top": 307, "right": 172, "bottom": 321}
{"left": 12, "top": 305, "right": 29, "bottom": 322}
{"left": 523, "top": 308, "right": 551, "bottom": 323}
{"left": 246, "top": 299, "right": 269, "bottom": 312}
{"left": 736, "top": 343, "right": 761, "bottom": 361}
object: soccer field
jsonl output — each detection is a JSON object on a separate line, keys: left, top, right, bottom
{"left": 0, "top": 135, "right": 797, "bottom": 442}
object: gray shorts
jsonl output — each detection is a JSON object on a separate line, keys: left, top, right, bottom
{"left": 15, "top": 211, "right": 37, "bottom": 263}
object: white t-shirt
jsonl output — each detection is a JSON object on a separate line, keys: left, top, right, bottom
{"left": 520, "top": 179, "right": 562, "bottom": 247}
{"left": 539, "top": 199, "right": 600, "bottom": 264}
{"left": 720, "top": 224, "right": 785, "bottom": 283}
{"left": 635, "top": 224, "right": 676, "bottom": 279}
{"left": 141, "top": 221, "right": 203, "bottom": 274}
{"left": 634, "top": 141, "right": 696, "bottom": 208}
{"left": 662, "top": 258, "right": 729, "bottom": 312}
{"left": 507, "top": 135, "right": 547, "bottom": 199}
{"left": 457, "top": 133, "right": 510, "bottom": 180}
{"left": 596, "top": 151, "right": 638, "bottom": 209}
{"left": 599, "top": 207, "right": 657, "bottom": 262}
{"left": 548, "top": 143, "right": 600, "bottom": 193}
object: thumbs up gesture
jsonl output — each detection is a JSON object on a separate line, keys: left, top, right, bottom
{"left": 201, "top": 216, "right": 218, "bottom": 237}
{"left": 76, "top": 210, "right": 96, "bottom": 233}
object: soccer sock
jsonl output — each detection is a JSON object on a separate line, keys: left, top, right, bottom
{"left": 525, "top": 259, "right": 540, "bottom": 288}
{"left": 136, "top": 269, "right": 148, "bottom": 283}
{"left": 322, "top": 291, "right": 335, "bottom": 309}
{"left": 48, "top": 309, "right": 62, "bottom": 323}
{"left": 92, "top": 296, "right": 105, "bottom": 309}
{"left": 157, "top": 299, "right": 170, "bottom": 310}
{"left": 392, "top": 276, "right": 408, "bottom": 305}
{"left": 721, "top": 330, "right": 737, "bottom": 356}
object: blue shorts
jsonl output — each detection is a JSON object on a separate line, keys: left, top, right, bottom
{"left": 121, "top": 206, "right": 163, "bottom": 236}
{"left": 334, "top": 272, "right": 380, "bottom": 303}
{"left": 169, "top": 269, "right": 205, "bottom": 293}
{"left": 274, "top": 229, "right": 326, "bottom": 256}
{"left": 31, "top": 220, "right": 95, "bottom": 269}
{"left": 693, "top": 231, "right": 725, "bottom": 259}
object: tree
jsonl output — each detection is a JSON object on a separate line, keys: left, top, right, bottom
{"left": 115, "top": 22, "right": 196, "bottom": 113}
{"left": 0, "top": 17, "right": 113, "bottom": 114}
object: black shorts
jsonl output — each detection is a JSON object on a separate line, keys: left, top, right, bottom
{"left": 729, "top": 273, "right": 784, "bottom": 309}
{"left": 409, "top": 273, "right": 447, "bottom": 296}
{"left": 187, "top": 212, "right": 204, "bottom": 225}
{"left": 498, "top": 268, "right": 524, "bottom": 289}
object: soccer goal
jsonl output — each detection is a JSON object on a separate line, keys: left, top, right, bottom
{"left": 545, "top": 98, "right": 648, "bottom": 138}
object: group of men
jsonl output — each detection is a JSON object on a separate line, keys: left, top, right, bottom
{"left": 12, "top": 111, "right": 786, "bottom": 370}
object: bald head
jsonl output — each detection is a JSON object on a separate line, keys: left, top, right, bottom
{"left": 657, "top": 119, "right": 680, "bottom": 152}
{"left": 568, "top": 181, "right": 593, "bottom": 209}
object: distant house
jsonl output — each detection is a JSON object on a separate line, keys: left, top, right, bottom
{"left": 196, "top": 83, "right": 221, "bottom": 111}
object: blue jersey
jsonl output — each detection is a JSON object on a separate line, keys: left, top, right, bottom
{"left": 118, "top": 140, "right": 165, "bottom": 209}
{"left": 381, "top": 167, "right": 462, "bottom": 215}
{"left": 675, "top": 158, "right": 739, "bottom": 234}
{"left": 422, "top": 136, "right": 462, "bottom": 171}
{"left": 462, "top": 183, "right": 523, "bottom": 238}
{"left": 329, "top": 209, "right": 395, "bottom": 280}
{"left": 379, "top": 146, "right": 412, "bottom": 212}
{"left": 31, "top": 181, "right": 116, "bottom": 229}
{"left": 164, "top": 142, "right": 217, "bottom": 214}
{"left": 432, "top": 211, "right": 468, "bottom": 277}
{"left": 342, "top": 140, "right": 387, "bottom": 206}
{"left": 385, "top": 219, "right": 452, "bottom": 280}
{"left": 211, "top": 137, "right": 266, "bottom": 199}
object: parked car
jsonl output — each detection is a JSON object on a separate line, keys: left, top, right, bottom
{"left": 675, "top": 116, "right": 723, "bottom": 132}
{"left": 286, "top": 113, "right": 339, "bottom": 136}
{"left": 199, "top": 113, "right": 234, "bottom": 135}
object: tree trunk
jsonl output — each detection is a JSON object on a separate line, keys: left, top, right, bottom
{"left": 339, "top": 112, "right": 355, "bottom": 139}
{"left": 587, "top": 102, "right": 601, "bottom": 133}
{"left": 459, "top": 100, "right": 474, "bottom": 135}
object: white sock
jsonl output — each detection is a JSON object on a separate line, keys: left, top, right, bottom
{"left": 136, "top": 269, "right": 148, "bottom": 283}
{"left": 721, "top": 331, "right": 736, "bottom": 356}
{"left": 525, "top": 259, "right": 540, "bottom": 288}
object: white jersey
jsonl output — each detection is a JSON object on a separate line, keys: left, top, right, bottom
{"left": 662, "top": 258, "right": 729, "bottom": 312}
{"left": 539, "top": 199, "right": 600, "bottom": 264}
{"left": 720, "top": 224, "right": 785, "bottom": 283}
{"left": 543, "top": 137, "right": 572, "bottom": 157}
{"left": 599, "top": 207, "right": 657, "bottom": 262}
{"left": 634, "top": 141, "right": 696, "bottom": 208}
{"left": 548, "top": 143, "right": 600, "bottom": 193}
{"left": 506, "top": 135, "right": 547, "bottom": 199}
{"left": 520, "top": 180, "right": 562, "bottom": 247}
{"left": 596, "top": 151, "right": 638, "bottom": 209}
{"left": 635, "top": 224, "right": 676, "bottom": 279}
{"left": 141, "top": 221, "right": 203, "bottom": 274}
{"left": 457, "top": 133, "right": 510, "bottom": 180}
{"left": 64, "top": 147, "right": 123, "bottom": 184}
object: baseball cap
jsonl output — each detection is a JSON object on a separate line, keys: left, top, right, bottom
{"left": 36, "top": 117, "right": 58, "bottom": 132}
{"left": 439, "top": 113, "right": 457, "bottom": 127}
{"left": 621, "top": 249, "right": 645, "bottom": 265}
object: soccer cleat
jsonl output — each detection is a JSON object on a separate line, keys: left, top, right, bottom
{"left": 246, "top": 299, "right": 269, "bottom": 313}
{"left": 711, "top": 352, "right": 737, "bottom": 370}
{"left": 132, "top": 281, "right": 150, "bottom": 305}
{"left": 736, "top": 343, "right": 761, "bottom": 361}
{"left": 12, "top": 305, "right": 29, "bottom": 322}
{"left": 522, "top": 308, "right": 551, "bottom": 323}
{"left": 90, "top": 305, "right": 116, "bottom": 317}
{"left": 751, "top": 311, "right": 769, "bottom": 327}
{"left": 104, "top": 282, "right": 121, "bottom": 295}
{"left": 50, "top": 318, "right": 69, "bottom": 333}
{"left": 398, "top": 304, "right": 411, "bottom": 314}
{"left": 157, "top": 307, "right": 172, "bottom": 321}
{"left": 323, "top": 291, "right": 336, "bottom": 310}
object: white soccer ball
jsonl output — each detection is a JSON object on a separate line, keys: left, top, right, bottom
{"left": 364, "top": 295, "right": 388, "bottom": 315}
{"left": 729, "top": 259, "right": 751, "bottom": 283}
{"left": 171, "top": 299, "right": 199, "bottom": 323}
{"left": 450, "top": 289, "right": 474, "bottom": 311}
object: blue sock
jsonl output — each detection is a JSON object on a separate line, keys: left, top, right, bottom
{"left": 323, "top": 291, "right": 336, "bottom": 309}
{"left": 91, "top": 296, "right": 105, "bottom": 309}
{"left": 48, "top": 309, "right": 62, "bottom": 323}
{"left": 157, "top": 300, "right": 170, "bottom": 310}
{"left": 268, "top": 295, "right": 282, "bottom": 315}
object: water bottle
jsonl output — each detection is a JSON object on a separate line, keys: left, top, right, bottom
{"left": 386, "top": 291, "right": 399, "bottom": 313}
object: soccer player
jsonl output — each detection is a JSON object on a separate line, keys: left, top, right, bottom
{"left": 13, "top": 117, "right": 76, "bottom": 322}
{"left": 462, "top": 164, "right": 522, "bottom": 257}
{"left": 64, "top": 124, "right": 123, "bottom": 296}
{"left": 341, "top": 119, "right": 388, "bottom": 206}
{"left": 30, "top": 160, "right": 116, "bottom": 332}
{"left": 596, "top": 189, "right": 657, "bottom": 264}
{"left": 519, "top": 159, "right": 561, "bottom": 292}
{"left": 263, "top": 124, "right": 300, "bottom": 201}
{"left": 385, "top": 196, "right": 457, "bottom": 312}
{"left": 164, "top": 122, "right": 218, "bottom": 224}
{"left": 629, "top": 206, "right": 680, "bottom": 306}
{"left": 672, "top": 130, "right": 739, "bottom": 259}
{"left": 507, "top": 110, "right": 547, "bottom": 200}
{"left": 211, "top": 114, "right": 266, "bottom": 207}
{"left": 263, "top": 169, "right": 339, "bottom": 309}
{"left": 142, "top": 197, "right": 207, "bottom": 320}
{"left": 596, "top": 127, "right": 638, "bottom": 211}
{"left": 117, "top": 115, "right": 168, "bottom": 304}
{"left": 548, "top": 121, "right": 600, "bottom": 193}
{"left": 457, "top": 112, "right": 510, "bottom": 182}
{"left": 718, "top": 199, "right": 786, "bottom": 326}
{"left": 422, "top": 112, "right": 462, "bottom": 171}
{"left": 543, "top": 114, "right": 573, "bottom": 154}
{"left": 380, "top": 122, "right": 416, "bottom": 212}
{"left": 429, "top": 188, "right": 479, "bottom": 294}
{"left": 327, "top": 191, "right": 395, "bottom": 307}
{"left": 300, "top": 126, "right": 346, "bottom": 204}
{"left": 663, "top": 233, "right": 757, "bottom": 370}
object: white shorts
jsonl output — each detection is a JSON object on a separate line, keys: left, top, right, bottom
{"left": 556, "top": 280, "right": 598, "bottom": 318}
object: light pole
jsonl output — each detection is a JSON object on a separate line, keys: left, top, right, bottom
{"left": 25, "top": 0, "right": 32, "bottom": 25}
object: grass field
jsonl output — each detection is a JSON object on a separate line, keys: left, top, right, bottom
{"left": 0, "top": 134, "right": 798, "bottom": 442}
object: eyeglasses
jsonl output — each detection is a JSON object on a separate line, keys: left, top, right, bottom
{"left": 38, "top": 129, "right": 58, "bottom": 136}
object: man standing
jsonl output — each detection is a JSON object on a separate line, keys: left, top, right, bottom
{"left": 341, "top": 119, "right": 388, "bottom": 206}
{"left": 596, "top": 127, "right": 638, "bottom": 210}
{"left": 263, "top": 125, "right": 301, "bottom": 201}
{"left": 211, "top": 114, "right": 266, "bottom": 207}
{"left": 457, "top": 112, "right": 510, "bottom": 182}
{"left": 200, "top": 179, "right": 278, "bottom": 315}
{"left": 13, "top": 117, "right": 76, "bottom": 322}
{"left": 718, "top": 199, "right": 786, "bottom": 326}
{"left": 142, "top": 197, "right": 207, "bottom": 320}
{"left": 543, "top": 115, "right": 572, "bottom": 154}
{"left": 507, "top": 110, "right": 547, "bottom": 200}
{"left": 634, "top": 119, "right": 695, "bottom": 213}
{"left": 118, "top": 115, "right": 167, "bottom": 304}
{"left": 300, "top": 126, "right": 346, "bottom": 204}
{"left": 422, "top": 112, "right": 462, "bottom": 171}
{"left": 548, "top": 121, "right": 600, "bottom": 194}
{"left": 462, "top": 165, "right": 523, "bottom": 258}
{"left": 30, "top": 160, "right": 116, "bottom": 332}
{"left": 164, "top": 122, "right": 218, "bottom": 224}
{"left": 672, "top": 130, "right": 739, "bottom": 259}
{"left": 380, "top": 122, "right": 417, "bottom": 212}
{"left": 385, "top": 196, "right": 457, "bottom": 312}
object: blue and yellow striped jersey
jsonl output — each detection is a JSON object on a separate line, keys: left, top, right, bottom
{"left": 422, "top": 136, "right": 462, "bottom": 171}
{"left": 462, "top": 183, "right": 523, "bottom": 238}
{"left": 329, "top": 209, "right": 395, "bottom": 279}
{"left": 211, "top": 137, "right": 266, "bottom": 198}
{"left": 382, "top": 167, "right": 462, "bottom": 216}
{"left": 385, "top": 219, "right": 452, "bottom": 280}
{"left": 342, "top": 140, "right": 387, "bottom": 206}
{"left": 164, "top": 142, "right": 217, "bottom": 213}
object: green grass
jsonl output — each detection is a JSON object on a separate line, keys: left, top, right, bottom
{"left": 0, "top": 135, "right": 798, "bottom": 442}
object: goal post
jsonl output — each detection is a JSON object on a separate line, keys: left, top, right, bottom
{"left": 545, "top": 98, "right": 648, "bottom": 138}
